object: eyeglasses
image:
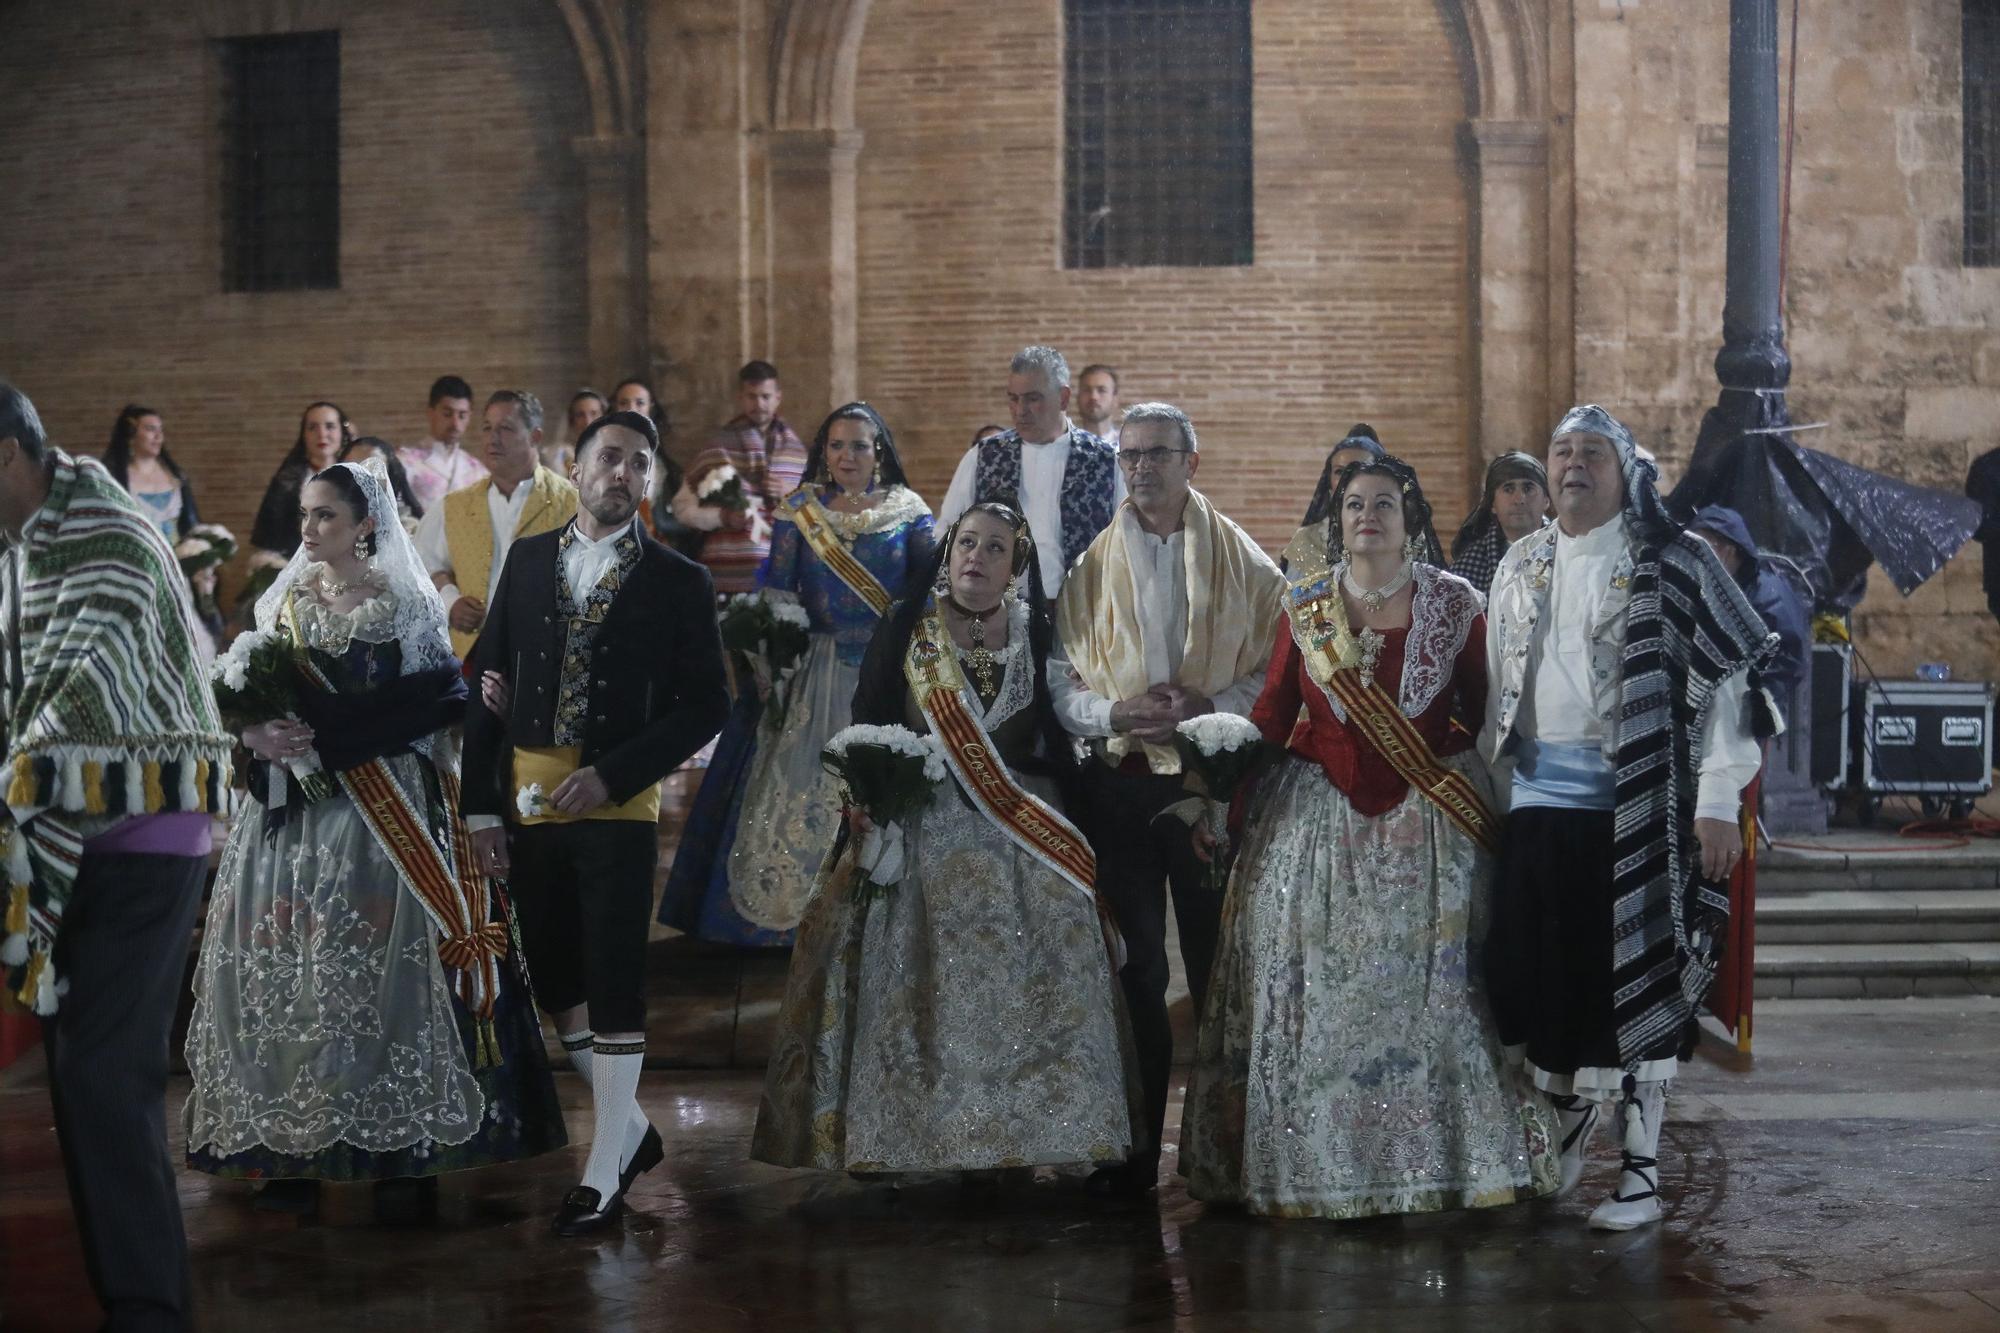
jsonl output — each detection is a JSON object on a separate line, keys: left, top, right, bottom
{"left": 1115, "top": 446, "right": 1191, "bottom": 471}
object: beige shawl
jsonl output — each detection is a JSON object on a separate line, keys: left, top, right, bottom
{"left": 1055, "top": 489, "right": 1285, "bottom": 773}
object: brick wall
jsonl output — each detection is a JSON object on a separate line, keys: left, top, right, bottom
{"left": 849, "top": 0, "right": 1476, "bottom": 554}
{"left": 0, "top": 0, "right": 589, "bottom": 596}
{"left": 1572, "top": 0, "right": 2000, "bottom": 682}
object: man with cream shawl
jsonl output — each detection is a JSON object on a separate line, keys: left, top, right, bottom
{"left": 1050, "top": 401, "right": 1286, "bottom": 1196}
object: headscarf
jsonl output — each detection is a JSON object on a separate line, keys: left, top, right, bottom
{"left": 1301, "top": 423, "right": 1386, "bottom": 527}
{"left": 1449, "top": 450, "right": 1548, "bottom": 560}
{"left": 1549, "top": 403, "right": 1678, "bottom": 541}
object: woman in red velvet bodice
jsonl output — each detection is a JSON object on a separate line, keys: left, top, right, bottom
{"left": 1251, "top": 613, "right": 1487, "bottom": 817}
{"left": 1181, "top": 453, "right": 1559, "bottom": 1221}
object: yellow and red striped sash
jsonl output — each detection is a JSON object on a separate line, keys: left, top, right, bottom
{"left": 1283, "top": 554, "right": 1499, "bottom": 855}
{"left": 903, "top": 610, "right": 1122, "bottom": 962}
{"left": 292, "top": 653, "right": 508, "bottom": 1034}
{"left": 787, "top": 491, "right": 893, "bottom": 617}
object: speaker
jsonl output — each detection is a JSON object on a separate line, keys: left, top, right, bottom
{"left": 1810, "top": 643, "right": 1850, "bottom": 789}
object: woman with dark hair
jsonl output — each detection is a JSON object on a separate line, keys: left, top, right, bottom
{"left": 105, "top": 404, "right": 228, "bottom": 643}
{"left": 1181, "top": 455, "right": 1557, "bottom": 1219}
{"left": 185, "top": 459, "right": 565, "bottom": 1217}
{"left": 753, "top": 503, "right": 1135, "bottom": 1176}
{"left": 1298, "top": 423, "right": 1387, "bottom": 528}
{"left": 235, "top": 402, "right": 354, "bottom": 621}
{"left": 543, "top": 388, "right": 607, "bottom": 474}
{"left": 248, "top": 401, "right": 352, "bottom": 561}
{"left": 339, "top": 435, "right": 425, "bottom": 532}
{"left": 104, "top": 404, "right": 202, "bottom": 542}
{"left": 661, "top": 402, "right": 934, "bottom": 944}
{"left": 1449, "top": 451, "right": 1551, "bottom": 595}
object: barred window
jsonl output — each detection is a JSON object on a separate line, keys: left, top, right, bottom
{"left": 1967, "top": 0, "right": 2000, "bottom": 265}
{"left": 1064, "top": 0, "right": 1254, "bottom": 269}
{"left": 221, "top": 31, "right": 340, "bottom": 291}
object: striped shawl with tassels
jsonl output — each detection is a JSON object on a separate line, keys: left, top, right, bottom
{"left": 1, "top": 450, "right": 235, "bottom": 1014}
{"left": 1610, "top": 532, "right": 1777, "bottom": 1065}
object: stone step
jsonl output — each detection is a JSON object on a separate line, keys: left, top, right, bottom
{"left": 1753, "top": 941, "right": 2000, "bottom": 999}
{"left": 1755, "top": 888, "right": 2000, "bottom": 943}
{"left": 1756, "top": 837, "right": 2000, "bottom": 894}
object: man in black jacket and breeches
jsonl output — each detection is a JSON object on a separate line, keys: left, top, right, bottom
{"left": 462, "top": 410, "right": 729, "bottom": 1237}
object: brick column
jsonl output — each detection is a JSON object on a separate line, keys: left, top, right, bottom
{"left": 1468, "top": 118, "right": 1553, "bottom": 460}
{"left": 767, "top": 127, "right": 863, "bottom": 433}
{"left": 574, "top": 133, "right": 646, "bottom": 389}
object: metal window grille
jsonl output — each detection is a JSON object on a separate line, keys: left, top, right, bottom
{"left": 221, "top": 31, "right": 340, "bottom": 291}
{"left": 1064, "top": 0, "right": 1254, "bottom": 269}
{"left": 1967, "top": 0, "right": 2000, "bottom": 265}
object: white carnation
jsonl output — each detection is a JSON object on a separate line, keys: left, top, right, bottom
{"left": 768, "top": 599, "right": 811, "bottom": 632}
{"left": 516, "top": 783, "right": 549, "bottom": 819}
{"left": 920, "top": 735, "right": 947, "bottom": 784}
{"left": 1177, "top": 712, "right": 1263, "bottom": 757}
{"left": 696, "top": 464, "right": 740, "bottom": 500}
{"left": 826, "top": 722, "right": 933, "bottom": 764}
{"left": 211, "top": 627, "right": 274, "bottom": 688}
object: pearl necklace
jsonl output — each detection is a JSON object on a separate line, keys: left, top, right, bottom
{"left": 1341, "top": 560, "right": 1412, "bottom": 613}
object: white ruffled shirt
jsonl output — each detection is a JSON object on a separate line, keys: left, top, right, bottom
{"left": 1516, "top": 514, "right": 1760, "bottom": 821}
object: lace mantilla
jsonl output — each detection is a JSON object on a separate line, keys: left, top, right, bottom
{"left": 805, "top": 484, "right": 930, "bottom": 540}
{"left": 960, "top": 597, "right": 1033, "bottom": 732}
{"left": 1397, "top": 564, "right": 1482, "bottom": 720}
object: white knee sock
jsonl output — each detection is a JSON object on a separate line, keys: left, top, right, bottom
{"left": 579, "top": 1038, "right": 646, "bottom": 1202}
{"left": 556, "top": 1029, "right": 650, "bottom": 1168}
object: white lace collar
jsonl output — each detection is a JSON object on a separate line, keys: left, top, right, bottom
{"left": 1397, "top": 563, "right": 1481, "bottom": 719}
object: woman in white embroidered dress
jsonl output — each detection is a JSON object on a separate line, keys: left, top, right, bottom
{"left": 1180, "top": 455, "right": 1557, "bottom": 1218}
{"left": 753, "top": 504, "right": 1136, "bottom": 1175}
{"left": 184, "top": 461, "right": 564, "bottom": 1214}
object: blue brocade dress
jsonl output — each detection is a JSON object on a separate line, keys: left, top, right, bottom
{"left": 659, "top": 485, "right": 933, "bottom": 945}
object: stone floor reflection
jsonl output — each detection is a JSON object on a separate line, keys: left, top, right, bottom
{"left": 6, "top": 995, "right": 2000, "bottom": 1330}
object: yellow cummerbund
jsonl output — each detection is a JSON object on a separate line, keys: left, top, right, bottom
{"left": 512, "top": 745, "right": 661, "bottom": 825}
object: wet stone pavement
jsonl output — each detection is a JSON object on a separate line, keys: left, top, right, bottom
{"left": 2, "top": 993, "right": 1996, "bottom": 1330}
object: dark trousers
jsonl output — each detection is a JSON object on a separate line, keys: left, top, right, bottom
{"left": 508, "top": 820, "right": 658, "bottom": 1034}
{"left": 1486, "top": 806, "right": 1678, "bottom": 1075}
{"left": 1080, "top": 760, "right": 1219, "bottom": 1178}
{"left": 42, "top": 851, "right": 208, "bottom": 1332}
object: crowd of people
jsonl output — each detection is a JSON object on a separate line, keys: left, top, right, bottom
{"left": 0, "top": 343, "right": 1793, "bottom": 1328}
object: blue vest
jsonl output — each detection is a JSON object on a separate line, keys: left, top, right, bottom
{"left": 971, "top": 427, "right": 1118, "bottom": 573}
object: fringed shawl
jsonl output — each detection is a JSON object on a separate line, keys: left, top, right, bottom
{"left": 1610, "top": 532, "right": 1777, "bottom": 1063}
{"left": 2, "top": 451, "right": 234, "bottom": 1013}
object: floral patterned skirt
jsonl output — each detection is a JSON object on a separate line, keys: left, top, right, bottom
{"left": 752, "top": 784, "right": 1138, "bottom": 1173}
{"left": 1181, "top": 756, "right": 1558, "bottom": 1219}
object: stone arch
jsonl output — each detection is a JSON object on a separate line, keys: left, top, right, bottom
{"left": 552, "top": 0, "right": 645, "bottom": 385}
{"left": 764, "top": 0, "right": 1559, "bottom": 465}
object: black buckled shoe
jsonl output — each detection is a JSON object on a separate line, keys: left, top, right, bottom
{"left": 552, "top": 1185, "right": 624, "bottom": 1237}
{"left": 619, "top": 1125, "right": 664, "bottom": 1195}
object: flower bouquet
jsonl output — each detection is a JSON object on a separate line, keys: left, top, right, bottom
{"left": 176, "top": 523, "right": 237, "bottom": 623}
{"left": 1173, "top": 713, "right": 1271, "bottom": 890}
{"left": 211, "top": 626, "right": 335, "bottom": 804}
{"left": 695, "top": 463, "right": 771, "bottom": 546}
{"left": 821, "top": 723, "right": 947, "bottom": 899}
{"left": 719, "top": 592, "right": 814, "bottom": 725}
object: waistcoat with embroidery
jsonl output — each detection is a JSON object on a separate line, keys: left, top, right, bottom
{"left": 971, "top": 428, "right": 1118, "bottom": 572}
{"left": 552, "top": 525, "right": 643, "bottom": 746}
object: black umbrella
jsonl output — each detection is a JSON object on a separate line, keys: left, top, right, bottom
{"left": 1669, "top": 430, "right": 1980, "bottom": 609}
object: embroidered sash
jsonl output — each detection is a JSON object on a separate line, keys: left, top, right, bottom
{"left": 294, "top": 657, "right": 509, "bottom": 1041}
{"left": 785, "top": 491, "right": 893, "bottom": 616}
{"left": 1282, "top": 554, "right": 1500, "bottom": 854}
{"left": 901, "top": 609, "right": 1123, "bottom": 964}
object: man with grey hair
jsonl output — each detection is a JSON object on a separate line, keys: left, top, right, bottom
{"left": 1050, "top": 401, "right": 1286, "bottom": 1195}
{"left": 416, "top": 388, "right": 579, "bottom": 659}
{"left": 937, "top": 344, "right": 1124, "bottom": 592}
{"left": 0, "top": 382, "right": 234, "bottom": 1329}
